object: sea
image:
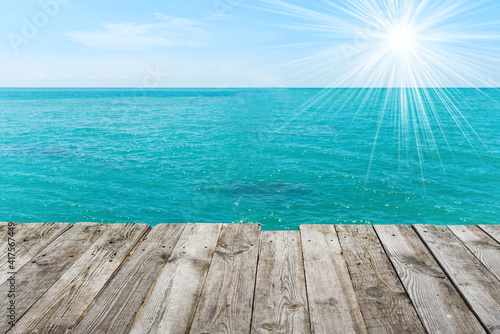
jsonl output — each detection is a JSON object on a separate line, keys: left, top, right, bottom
{"left": 0, "top": 88, "right": 498, "bottom": 230}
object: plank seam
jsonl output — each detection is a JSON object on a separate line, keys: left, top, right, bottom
{"left": 328, "top": 225, "right": 369, "bottom": 334}
{"left": 248, "top": 228, "right": 263, "bottom": 334}
{"left": 477, "top": 225, "right": 500, "bottom": 244}
{"left": 68, "top": 225, "right": 151, "bottom": 333}
{"left": 372, "top": 225, "right": 430, "bottom": 334}
{"left": 1, "top": 224, "right": 78, "bottom": 330}
{"left": 411, "top": 225, "right": 491, "bottom": 334}
{"left": 186, "top": 224, "right": 225, "bottom": 333}
{"left": 10, "top": 223, "right": 73, "bottom": 276}
{"left": 333, "top": 225, "right": 371, "bottom": 333}
{"left": 128, "top": 224, "right": 189, "bottom": 332}
{"left": 448, "top": 226, "right": 500, "bottom": 284}
{"left": 298, "top": 226, "right": 314, "bottom": 334}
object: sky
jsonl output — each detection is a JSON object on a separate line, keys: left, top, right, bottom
{"left": 1, "top": 0, "right": 499, "bottom": 87}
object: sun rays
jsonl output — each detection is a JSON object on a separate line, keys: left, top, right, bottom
{"left": 257, "top": 0, "right": 500, "bottom": 185}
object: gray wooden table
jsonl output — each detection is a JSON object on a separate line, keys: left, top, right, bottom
{"left": 1, "top": 222, "right": 499, "bottom": 334}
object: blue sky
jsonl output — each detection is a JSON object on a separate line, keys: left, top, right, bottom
{"left": 1, "top": 0, "right": 499, "bottom": 87}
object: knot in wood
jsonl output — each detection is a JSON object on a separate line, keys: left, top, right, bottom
{"left": 262, "top": 323, "right": 273, "bottom": 331}
{"left": 365, "top": 287, "right": 389, "bottom": 303}
{"left": 215, "top": 244, "right": 251, "bottom": 257}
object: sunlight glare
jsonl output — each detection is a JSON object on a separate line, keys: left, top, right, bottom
{"left": 258, "top": 0, "right": 499, "bottom": 183}
{"left": 387, "top": 26, "right": 415, "bottom": 53}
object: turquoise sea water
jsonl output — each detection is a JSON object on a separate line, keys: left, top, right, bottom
{"left": 0, "top": 88, "right": 498, "bottom": 230}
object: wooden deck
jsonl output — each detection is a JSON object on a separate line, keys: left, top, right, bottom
{"left": 1, "top": 223, "right": 500, "bottom": 334}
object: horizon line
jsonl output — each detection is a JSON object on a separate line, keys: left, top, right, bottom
{"left": 0, "top": 87, "right": 499, "bottom": 89}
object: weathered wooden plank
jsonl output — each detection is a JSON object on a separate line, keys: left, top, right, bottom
{"left": 479, "top": 225, "right": 500, "bottom": 244}
{"left": 0, "top": 222, "right": 8, "bottom": 236}
{"left": 130, "top": 223, "right": 223, "bottom": 334}
{"left": 1, "top": 223, "right": 72, "bottom": 281}
{"left": 414, "top": 225, "right": 500, "bottom": 334}
{"left": 9, "top": 223, "right": 149, "bottom": 334}
{"left": 336, "top": 225, "right": 426, "bottom": 334}
{"left": 0, "top": 222, "right": 9, "bottom": 256}
{"left": 300, "top": 225, "right": 367, "bottom": 334}
{"left": 375, "top": 225, "right": 486, "bottom": 334}
{"left": 449, "top": 225, "right": 500, "bottom": 281}
{"left": 72, "top": 224, "right": 186, "bottom": 334}
{"left": 190, "top": 224, "right": 261, "bottom": 334}
{"left": 251, "top": 231, "right": 310, "bottom": 334}
{"left": 0, "top": 223, "right": 110, "bottom": 333}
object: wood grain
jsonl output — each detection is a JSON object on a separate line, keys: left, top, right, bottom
{"left": 479, "top": 225, "right": 500, "bottom": 244}
{"left": 9, "top": 223, "right": 149, "bottom": 334}
{"left": 336, "top": 225, "right": 426, "bottom": 334}
{"left": 0, "top": 222, "right": 9, "bottom": 267}
{"left": 1, "top": 222, "right": 498, "bottom": 334}
{"left": 375, "top": 225, "right": 486, "bottom": 334}
{"left": 300, "top": 225, "right": 367, "bottom": 334}
{"left": 130, "top": 223, "right": 223, "bottom": 334}
{"left": 0, "top": 223, "right": 110, "bottom": 333}
{"left": 189, "top": 224, "right": 261, "bottom": 334}
{"left": 0, "top": 222, "right": 8, "bottom": 239}
{"left": 449, "top": 225, "right": 500, "bottom": 281}
{"left": 1, "top": 223, "right": 71, "bottom": 281}
{"left": 414, "top": 225, "right": 500, "bottom": 334}
{"left": 72, "top": 224, "right": 186, "bottom": 334}
{"left": 251, "top": 231, "right": 310, "bottom": 334}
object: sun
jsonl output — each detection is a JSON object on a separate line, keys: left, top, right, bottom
{"left": 386, "top": 25, "right": 416, "bottom": 53}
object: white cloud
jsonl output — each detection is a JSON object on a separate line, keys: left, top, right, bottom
{"left": 26, "top": 72, "right": 46, "bottom": 79}
{"left": 67, "top": 14, "right": 209, "bottom": 51}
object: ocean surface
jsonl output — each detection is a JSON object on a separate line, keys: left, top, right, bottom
{"left": 0, "top": 88, "right": 498, "bottom": 230}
